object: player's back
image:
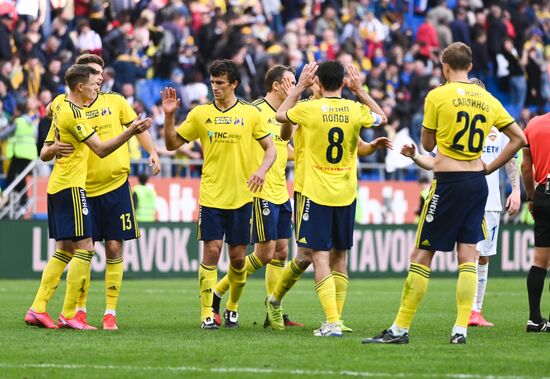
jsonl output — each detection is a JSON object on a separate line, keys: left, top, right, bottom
{"left": 47, "top": 97, "right": 95, "bottom": 194}
{"left": 84, "top": 92, "right": 137, "bottom": 197}
{"left": 424, "top": 82, "right": 514, "bottom": 171}
{"left": 287, "top": 97, "right": 375, "bottom": 206}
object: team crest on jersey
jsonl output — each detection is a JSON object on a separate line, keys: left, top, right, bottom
{"left": 233, "top": 117, "right": 244, "bottom": 126}
{"left": 101, "top": 107, "right": 112, "bottom": 116}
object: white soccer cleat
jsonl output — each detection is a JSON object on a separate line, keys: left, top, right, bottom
{"left": 313, "top": 321, "right": 342, "bottom": 337}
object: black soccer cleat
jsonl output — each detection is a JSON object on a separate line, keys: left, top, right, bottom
{"left": 362, "top": 329, "right": 409, "bottom": 344}
{"left": 224, "top": 309, "right": 239, "bottom": 328}
{"left": 450, "top": 333, "right": 466, "bottom": 344}
{"left": 526, "top": 319, "right": 550, "bottom": 332}
{"left": 212, "top": 293, "right": 222, "bottom": 314}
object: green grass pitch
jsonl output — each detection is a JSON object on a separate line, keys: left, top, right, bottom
{"left": 0, "top": 277, "right": 548, "bottom": 378}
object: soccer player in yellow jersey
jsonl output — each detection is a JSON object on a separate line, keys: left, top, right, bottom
{"left": 210, "top": 65, "right": 302, "bottom": 327}
{"left": 40, "top": 54, "right": 161, "bottom": 330}
{"left": 363, "top": 42, "right": 526, "bottom": 345}
{"left": 24, "top": 64, "right": 152, "bottom": 330}
{"left": 265, "top": 67, "right": 391, "bottom": 332}
{"left": 276, "top": 61, "right": 387, "bottom": 336}
{"left": 162, "top": 59, "right": 276, "bottom": 329}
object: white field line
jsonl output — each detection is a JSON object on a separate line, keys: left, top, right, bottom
{"left": 0, "top": 363, "right": 546, "bottom": 379}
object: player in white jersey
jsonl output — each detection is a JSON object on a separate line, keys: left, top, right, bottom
{"left": 400, "top": 78, "right": 521, "bottom": 328}
{"left": 469, "top": 126, "right": 520, "bottom": 326}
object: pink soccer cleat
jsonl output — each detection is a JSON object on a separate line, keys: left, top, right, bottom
{"left": 58, "top": 314, "right": 97, "bottom": 330}
{"left": 102, "top": 314, "right": 118, "bottom": 330}
{"left": 469, "top": 311, "right": 494, "bottom": 327}
{"left": 24, "top": 309, "right": 59, "bottom": 329}
{"left": 75, "top": 310, "right": 87, "bottom": 324}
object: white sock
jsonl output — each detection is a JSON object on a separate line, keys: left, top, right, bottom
{"left": 452, "top": 325, "right": 467, "bottom": 337}
{"left": 76, "top": 307, "right": 87, "bottom": 313}
{"left": 474, "top": 262, "right": 489, "bottom": 312}
{"left": 269, "top": 294, "right": 281, "bottom": 306}
{"left": 389, "top": 323, "right": 408, "bottom": 336}
{"left": 104, "top": 309, "right": 116, "bottom": 316}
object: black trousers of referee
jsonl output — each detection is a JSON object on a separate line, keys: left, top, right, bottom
{"left": 6, "top": 157, "right": 32, "bottom": 208}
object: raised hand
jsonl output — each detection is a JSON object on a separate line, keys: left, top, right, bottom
{"left": 297, "top": 62, "right": 318, "bottom": 89}
{"left": 400, "top": 143, "right": 417, "bottom": 158}
{"left": 345, "top": 64, "right": 363, "bottom": 93}
{"left": 161, "top": 87, "right": 181, "bottom": 115}
{"left": 280, "top": 76, "right": 296, "bottom": 97}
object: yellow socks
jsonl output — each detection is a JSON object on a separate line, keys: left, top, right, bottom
{"left": 332, "top": 271, "right": 349, "bottom": 318}
{"left": 199, "top": 263, "right": 217, "bottom": 320}
{"left": 76, "top": 262, "right": 91, "bottom": 310}
{"left": 455, "top": 262, "right": 477, "bottom": 328}
{"left": 61, "top": 249, "right": 94, "bottom": 319}
{"left": 31, "top": 249, "right": 73, "bottom": 313}
{"left": 105, "top": 257, "right": 124, "bottom": 313}
{"left": 272, "top": 258, "right": 305, "bottom": 302}
{"left": 215, "top": 252, "right": 262, "bottom": 297}
{"left": 226, "top": 264, "right": 247, "bottom": 312}
{"left": 266, "top": 259, "right": 285, "bottom": 296}
{"left": 394, "top": 263, "right": 431, "bottom": 330}
{"left": 315, "top": 275, "right": 339, "bottom": 323}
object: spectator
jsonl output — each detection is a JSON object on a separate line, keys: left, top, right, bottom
{"left": 100, "top": 67, "right": 115, "bottom": 93}
{"left": 75, "top": 19, "right": 102, "bottom": 55}
{"left": 450, "top": 8, "right": 471, "bottom": 46}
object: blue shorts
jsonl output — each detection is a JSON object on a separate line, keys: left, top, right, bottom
{"left": 198, "top": 203, "right": 252, "bottom": 245}
{"left": 87, "top": 181, "right": 140, "bottom": 242}
{"left": 295, "top": 193, "right": 356, "bottom": 251}
{"left": 47, "top": 187, "right": 92, "bottom": 241}
{"left": 416, "top": 171, "right": 488, "bottom": 251}
{"left": 251, "top": 198, "right": 292, "bottom": 243}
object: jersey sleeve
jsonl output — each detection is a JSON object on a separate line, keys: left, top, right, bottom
{"left": 357, "top": 103, "right": 377, "bottom": 128}
{"left": 286, "top": 101, "right": 307, "bottom": 126}
{"left": 422, "top": 94, "right": 437, "bottom": 131}
{"left": 176, "top": 108, "right": 200, "bottom": 142}
{"left": 44, "top": 125, "right": 55, "bottom": 143}
{"left": 491, "top": 98, "right": 515, "bottom": 131}
{"left": 252, "top": 107, "right": 270, "bottom": 140}
{"left": 71, "top": 119, "right": 95, "bottom": 142}
{"left": 117, "top": 95, "right": 138, "bottom": 126}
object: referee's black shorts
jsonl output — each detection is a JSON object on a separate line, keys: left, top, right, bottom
{"left": 533, "top": 184, "right": 550, "bottom": 247}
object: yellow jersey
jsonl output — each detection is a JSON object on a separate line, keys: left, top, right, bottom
{"left": 292, "top": 102, "right": 306, "bottom": 194}
{"left": 50, "top": 92, "right": 137, "bottom": 196}
{"left": 46, "top": 98, "right": 95, "bottom": 194}
{"left": 251, "top": 99, "right": 289, "bottom": 204}
{"left": 287, "top": 97, "right": 377, "bottom": 206}
{"left": 422, "top": 82, "right": 515, "bottom": 160}
{"left": 176, "top": 99, "right": 270, "bottom": 209}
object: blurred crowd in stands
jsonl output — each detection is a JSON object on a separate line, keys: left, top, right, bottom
{"left": 0, "top": 0, "right": 548, "bottom": 182}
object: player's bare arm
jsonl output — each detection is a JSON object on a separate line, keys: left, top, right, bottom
{"left": 484, "top": 122, "right": 527, "bottom": 175}
{"left": 345, "top": 64, "right": 387, "bottom": 126}
{"left": 85, "top": 116, "right": 152, "bottom": 158}
{"left": 279, "top": 76, "right": 298, "bottom": 141}
{"left": 135, "top": 130, "right": 161, "bottom": 175}
{"left": 504, "top": 157, "right": 521, "bottom": 215}
{"left": 247, "top": 135, "right": 276, "bottom": 193}
{"left": 40, "top": 140, "right": 75, "bottom": 161}
{"left": 161, "top": 87, "right": 186, "bottom": 150}
{"left": 358, "top": 137, "right": 392, "bottom": 157}
{"left": 276, "top": 62, "right": 318, "bottom": 125}
{"left": 520, "top": 147, "right": 535, "bottom": 214}
{"left": 421, "top": 127, "right": 436, "bottom": 152}
{"left": 287, "top": 143, "right": 294, "bottom": 161}
{"left": 400, "top": 143, "right": 435, "bottom": 170}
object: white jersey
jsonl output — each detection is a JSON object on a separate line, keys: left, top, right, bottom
{"left": 481, "top": 131, "right": 509, "bottom": 212}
